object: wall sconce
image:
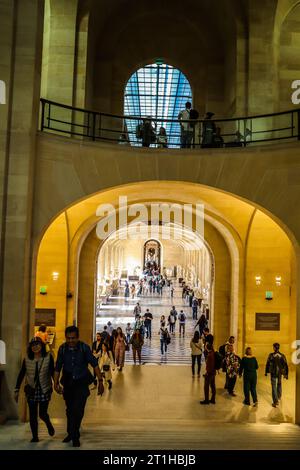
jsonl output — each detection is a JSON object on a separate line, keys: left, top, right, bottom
{"left": 255, "top": 276, "right": 261, "bottom": 286}
{"left": 52, "top": 272, "right": 59, "bottom": 281}
{"left": 275, "top": 276, "right": 281, "bottom": 286}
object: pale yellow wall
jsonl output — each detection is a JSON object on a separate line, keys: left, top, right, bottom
{"left": 35, "top": 212, "right": 69, "bottom": 353}
{"left": 245, "top": 210, "right": 295, "bottom": 363}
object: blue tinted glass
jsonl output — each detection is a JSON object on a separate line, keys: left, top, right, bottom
{"left": 124, "top": 63, "right": 192, "bottom": 148}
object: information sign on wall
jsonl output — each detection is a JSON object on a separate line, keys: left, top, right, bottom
{"left": 35, "top": 308, "right": 56, "bottom": 326}
{"left": 255, "top": 313, "right": 280, "bottom": 331}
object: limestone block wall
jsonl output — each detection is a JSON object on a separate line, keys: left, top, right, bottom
{"left": 279, "top": 3, "right": 300, "bottom": 111}
{"left": 0, "top": 0, "right": 43, "bottom": 402}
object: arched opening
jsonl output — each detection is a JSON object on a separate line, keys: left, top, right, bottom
{"left": 124, "top": 62, "right": 192, "bottom": 147}
{"left": 94, "top": 224, "right": 214, "bottom": 363}
{"left": 33, "top": 180, "right": 298, "bottom": 424}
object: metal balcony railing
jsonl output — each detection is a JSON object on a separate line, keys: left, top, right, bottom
{"left": 40, "top": 98, "right": 300, "bottom": 149}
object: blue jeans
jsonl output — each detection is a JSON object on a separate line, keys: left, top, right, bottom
{"left": 145, "top": 322, "right": 152, "bottom": 339}
{"left": 160, "top": 339, "right": 167, "bottom": 354}
{"left": 271, "top": 376, "right": 282, "bottom": 403}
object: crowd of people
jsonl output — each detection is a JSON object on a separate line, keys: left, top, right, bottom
{"left": 14, "top": 280, "right": 290, "bottom": 447}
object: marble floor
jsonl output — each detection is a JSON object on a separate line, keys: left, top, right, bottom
{"left": 1, "top": 285, "right": 299, "bottom": 450}
{"left": 0, "top": 365, "right": 299, "bottom": 450}
{"left": 96, "top": 284, "right": 200, "bottom": 364}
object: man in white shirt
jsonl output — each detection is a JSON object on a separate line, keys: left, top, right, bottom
{"left": 178, "top": 101, "right": 193, "bottom": 149}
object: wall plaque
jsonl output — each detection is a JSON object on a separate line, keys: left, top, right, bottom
{"left": 35, "top": 308, "right": 56, "bottom": 326}
{"left": 255, "top": 313, "right": 280, "bottom": 331}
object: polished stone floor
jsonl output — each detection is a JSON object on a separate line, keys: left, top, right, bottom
{"left": 96, "top": 284, "right": 199, "bottom": 364}
{"left": 1, "top": 284, "right": 299, "bottom": 450}
{"left": 0, "top": 365, "right": 299, "bottom": 450}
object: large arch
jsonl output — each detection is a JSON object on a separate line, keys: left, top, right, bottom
{"left": 33, "top": 181, "right": 296, "bottom": 368}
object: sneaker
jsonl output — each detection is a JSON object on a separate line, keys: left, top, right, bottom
{"left": 200, "top": 400, "right": 210, "bottom": 405}
{"left": 253, "top": 402, "right": 258, "bottom": 407}
{"left": 243, "top": 400, "right": 250, "bottom": 406}
{"left": 210, "top": 399, "right": 216, "bottom": 404}
{"left": 62, "top": 435, "right": 72, "bottom": 443}
{"left": 30, "top": 437, "right": 39, "bottom": 443}
{"left": 229, "top": 392, "right": 237, "bottom": 397}
{"left": 272, "top": 403, "right": 277, "bottom": 408}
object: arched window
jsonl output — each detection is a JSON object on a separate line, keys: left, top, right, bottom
{"left": 124, "top": 63, "right": 192, "bottom": 147}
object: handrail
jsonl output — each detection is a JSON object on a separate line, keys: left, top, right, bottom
{"left": 40, "top": 98, "right": 300, "bottom": 148}
{"left": 40, "top": 98, "right": 300, "bottom": 122}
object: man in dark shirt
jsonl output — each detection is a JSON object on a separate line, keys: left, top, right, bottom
{"left": 144, "top": 309, "right": 153, "bottom": 339}
{"left": 54, "top": 326, "right": 103, "bottom": 447}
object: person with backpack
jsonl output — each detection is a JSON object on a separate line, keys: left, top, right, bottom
{"left": 138, "top": 117, "right": 156, "bottom": 147}
{"left": 54, "top": 326, "right": 104, "bottom": 447}
{"left": 265, "top": 342, "right": 288, "bottom": 407}
{"left": 190, "top": 331, "right": 203, "bottom": 378}
{"left": 159, "top": 322, "right": 170, "bottom": 355}
{"left": 239, "top": 347, "right": 259, "bottom": 407}
{"left": 224, "top": 344, "right": 240, "bottom": 396}
{"left": 200, "top": 342, "right": 216, "bottom": 404}
{"left": 178, "top": 310, "right": 186, "bottom": 337}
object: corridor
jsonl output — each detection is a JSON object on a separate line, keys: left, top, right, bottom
{"left": 95, "top": 282, "right": 197, "bottom": 364}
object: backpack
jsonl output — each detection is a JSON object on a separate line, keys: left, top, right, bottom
{"left": 214, "top": 351, "right": 223, "bottom": 371}
{"left": 219, "top": 344, "right": 226, "bottom": 358}
{"left": 180, "top": 313, "right": 185, "bottom": 322}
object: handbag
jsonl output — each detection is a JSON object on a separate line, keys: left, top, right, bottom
{"left": 24, "top": 384, "right": 35, "bottom": 399}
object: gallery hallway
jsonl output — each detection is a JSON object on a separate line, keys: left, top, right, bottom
{"left": 96, "top": 282, "right": 200, "bottom": 364}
